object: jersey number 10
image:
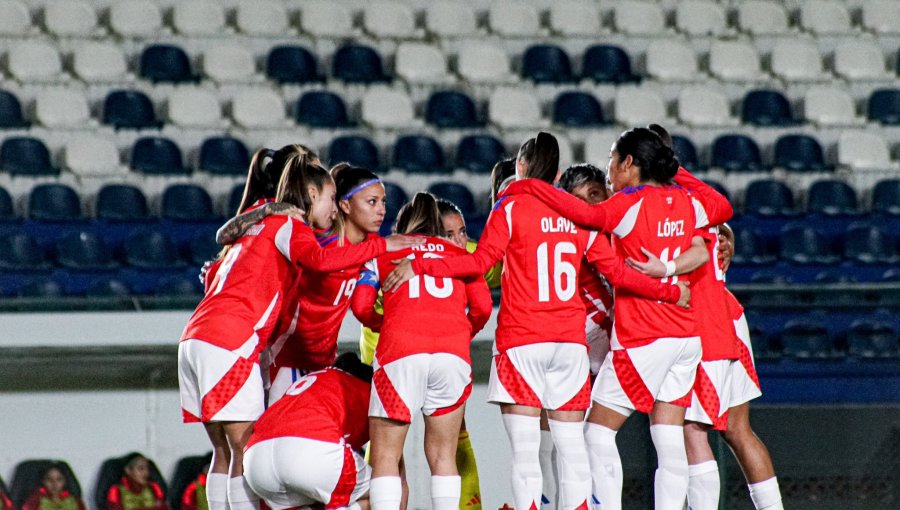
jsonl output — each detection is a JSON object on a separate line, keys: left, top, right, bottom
{"left": 536, "top": 241, "right": 577, "bottom": 302}
{"left": 408, "top": 253, "right": 452, "bottom": 299}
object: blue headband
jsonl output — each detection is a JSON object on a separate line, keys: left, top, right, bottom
{"left": 341, "top": 178, "right": 382, "bottom": 201}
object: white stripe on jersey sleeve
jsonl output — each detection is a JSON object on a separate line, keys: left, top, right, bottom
{"left": 364, "top": 257, "right": 379, "bottom": 279}
{"left": 692, "top": 197, "right": 709, "bottom": 229}
{"left": 612, "top": 198, "right": 643, "bottom": 238}
{"left": 504, "top": 200, "right": 515, "bottom": 238}
{"left": 585, "top": 230, "right": 599, "bottom": 252}
{"left": 274, "top": 218, "right": 294, "bottom": 261}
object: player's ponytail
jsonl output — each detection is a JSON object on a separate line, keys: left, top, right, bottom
{"left": 490, "top": 158, "right": 516, "bottom": 205}
{"left": 274, "top": 147, "right": 332, "bottom": 217}
{"left": 236, "top": 144, "right": 319, "bottom": 214}
{"left": 518, "top": 131, "right": 560, "bottom": 184}
{"left": 395, "top": 192, "right": 442, "bottom": 236}
{"left": 615, "top": 127, "right": 679, "bottom": 185}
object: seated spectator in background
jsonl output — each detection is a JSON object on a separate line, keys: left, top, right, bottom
{"left": 106, "top": 454, "right": 167, "bottom": 510}
{"left": 22, "top": 464, "right": 85, "bottom": 510}
{"left": 179, "top": 466, "right": 207, "bottom": 510}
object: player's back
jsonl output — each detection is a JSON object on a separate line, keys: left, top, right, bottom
{"left": 691, "top": 226, "right": 740, "bottom": 360}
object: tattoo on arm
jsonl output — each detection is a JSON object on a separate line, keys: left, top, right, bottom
{"left": 215, "top": 202, "right": 295, "bottom": 245}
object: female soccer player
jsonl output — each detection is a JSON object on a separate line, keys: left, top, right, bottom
{"left": 179, "top": 147, "right": 417, "bottom": 510}
{"left": 384, "top": 132, "right": 689, "bottom": 510}
{"left": 350, "top": 192, "right": 493, "bottom": 510}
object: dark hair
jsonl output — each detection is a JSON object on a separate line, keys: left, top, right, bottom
{"left": 274, "top": 151, "right": 332, "bottom": 215}
{"left": 41, "top": 462, "right": 68, "bottom": 481}
{"left": 517, "top": 131, "right": 559, "bottom": 183}
{"left": 333, "top": 352, "right": 373, "bottom": 383}
{"left": 647, "top": 123, "right": 672, "bottom": 149}
{"left": 614, "top": 127, "right": 679, "bottom": 184}
{"left": 490, "top": 158, "right": 516, "bottom": 204}
{"left": 236, "top": 144, "right": 318, "bottom": 214}
{"left": 332, "top": 164, "right": 379, "bottom": 201}
{"left": 436, "top": 198, "right": 462, "bottom": 217}
{"left": 559, "top": 163, "right": 607, "bottom": 193}
{"left": 122, "top": 452, "right": 147, "bottom": 471}
{"left": 395, "top": 192, "right": 443, "bottom": 236}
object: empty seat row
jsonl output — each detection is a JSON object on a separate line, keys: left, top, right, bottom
{"left": 732, "top": 179, "right": 900, "bottom": 217}
{"left": 750, "top": 316, "right": 899, "bottom": 360}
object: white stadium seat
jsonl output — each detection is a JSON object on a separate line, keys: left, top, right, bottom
{"left": 425, "top": 2, "right": 477, "bottom": 38}
{"left": 44, "top": 0, "right": 98, "bottom": 37}
{"left": 73, "top": 43, "right": 129, "bottom": 83}
{"left": 202, "top": 46, "right": 257, "bottom": 83}
{"left": 458, "top": 43, "right": 514, "bottom": 84}
{"left": 646, "top": 40, "right": 699, "bottom": 81}
{"left": 35, "top": 89, "right": 91, "bottom": 128}
{"left": 584, "top": 131, "right": 619, "bottom": 166}
{"left": 166, "top": 89, "right": 224, "bottom": 128}
{"left": 361, "top": 88, "right": 416, "bottom": 130}
{"left": 300, "top": 2, "right": 354, "bottom": 38}
{"left": 489, "top": 1, "right": 541, "bottom": 38}
{"left": 737, "top": 1, "right": 790, "bottom": 36}
{"left": 549, "top": 1, "right": 601, "bottom": 37}
{"left": 675, "top": 0, "right": 727, "bottom": 36}
{"left": 771, "top": 40, "right": 827, "bottom": 82}
{"left": 364, "top": 2, "right": 418, "bottom": 39}
{"left": 709, "top": 41, "right": 765, "bottom": 82}
{"left": 232, "top": 90, "right": 287, "bottom": 129}
{"left": 173, "top": 1, "right": 225, "bottom": 36}
{"left": 395, "top": 43, "right": 452, "bottom": 85}
{"left": 833, "top": 41, "right": 891, "bottom": 81}
{"left": 236, "top": 1, "right": 289, "bottom": 36}
{"left": 677, "top": 87, "right": 738, "bottom": 127}
{"left": 556, "top": 134, "right": 575, "bottom": 170}
{"left": 614, "top": 1, "right": 665, "bottom": 36}
{"left": 64, "top": 136, "right": 122, "bottom": 177}
{"left": 488, "top": 88, "right": 544, "bottom": 130}
{"left": 8, "top": 42, "right": 63, "bottom": 82}
{"left": 803, "top": 87, "right": 864, "bottom": 127}
{"left": 109, "top": 1, "right": 162, "bottom": 38}
{"left": 838, "top": 132, "right": 896, "bottom": 171}
{"left": 0, "top": 1, "right": 32, "bottom": 36}
{"left": 800, "top": 0, "right": 852, "bottom": 35}
{"left": 862, "top": 0, "right": 900, "bottom": 35}
{"left": 614, "top": 88, "right": 667, "bottom": 126}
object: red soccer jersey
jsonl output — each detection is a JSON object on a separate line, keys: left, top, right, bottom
{"left": 351, "top": 236, "right": 493, "bottom": 365}
{"left": 202, "top": 198, "right": 273, "bottom": 294}
{"left": 246, "top": 368, "right": 371, "bottom": 451}
{"left": 410, "top": 194, "right": 680, "bottom": 354}
{"left": 690, "top": 227, "right": 741, "bottom": 360}
{"left": 581, "top": 266, "right": 613, "bottom": 336}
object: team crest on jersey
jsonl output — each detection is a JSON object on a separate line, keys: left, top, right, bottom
{"left": 246, "top": 224, "right": 265, "bottom": 236}
{"left": 666, "top": 197, "right": 673, "bottom": 204}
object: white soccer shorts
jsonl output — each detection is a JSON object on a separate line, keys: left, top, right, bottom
{"left": 178, "top": 339, "right": 264, "bottom": 423}
{"left": 370, "top": 353, "right": 472, "bottom": 423}
{"left": 685, "top": 359, "right": 734, "bottom": 430}
{"left": 487, "top": 342, "right": 591, "bottom": 411}
{"left": 729, "top": 313, "right": 763, "bottom": 407}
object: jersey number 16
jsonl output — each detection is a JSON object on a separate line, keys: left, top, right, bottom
{"left": 536, "top": 241, "right": 577, "bottom": 302}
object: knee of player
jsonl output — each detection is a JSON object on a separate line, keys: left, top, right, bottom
{"left": 722, "top": 417, "right": 756, "bottom": 446}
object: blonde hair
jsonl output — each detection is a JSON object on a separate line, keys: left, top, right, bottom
{"left": 395, "top": 192, "right": 442, "bottom": 236}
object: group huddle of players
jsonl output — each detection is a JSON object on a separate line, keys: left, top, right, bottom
{"left": 178, "top": 125, "right": 784, "bottom": 510}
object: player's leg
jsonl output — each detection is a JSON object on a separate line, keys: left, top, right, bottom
{"left": 223, "top": 422, "right": 258, "bottom": 510}
{"left": 203, "top": 423, "right": 231, "bottom": 510}
{"left": 648, "top": 402, "right": 688, "bottom": 510}
{"left": 457, "top": 417, "right": 482, "bottom": 510}
{"left": 546, "top": 408, "right": 589, "bottom": 510}
{"left": 501, "top": 404, "right": 543, "bottom": 510}
{"left": 684, "top": 422, "right": 719, "bottom": 510}
{"left": 424, "top": 403, "right": 466, "bottom": 510}
{"left": 369, "top": 417, "right": 411, "bottom": 510}
{"left": 538, "top": 411, "right": 557, "bottom": 510}
{"left": 722, "top": 403, "right": 782, "bottom": 510}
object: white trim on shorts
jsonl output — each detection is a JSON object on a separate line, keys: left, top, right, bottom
{"left": 178, "top": 339, "right": 265, "bottom": 422}
{"left": 729, "top": 313, "right": 763, "bottom": 407}
{"left": 370, "top": 353, "right": 472, "bottom": 422}
{"left": 685, "top": 359, "right": 734, "bottom": 426}
{"left": 487, "top": 342, "right": 591, "bottom": 411}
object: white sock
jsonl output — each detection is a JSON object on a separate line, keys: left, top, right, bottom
{"left": 649, "top": 424, "right": 689, "bottom": 510}
{"left": 502, "top": 413, "right": 543, "bottom": 510}
{"left": 583, "top": 423, "right": 622, "bottom": 510}
{"left": 539, "top": 430, "right": 557, "bottom": 510}
{"left": 548, "top": 420, "right": 591, "bottom": 510}
{"left": 206, "top": 473, "right": 229, "bottom": 510}
{"left": 226, "top": 476, "right": 258, "bottom": 510}
{"left": 370, "top": 476, "right": 402, "bottom": 510}
{"left": 748, "top": 477, "right": 784, "bottom": 510}
{"left": 687, "top": 461, "right": 719, "bottom": 510}
{"left": 431, "top": 475, "right": 461, "bottom": 510}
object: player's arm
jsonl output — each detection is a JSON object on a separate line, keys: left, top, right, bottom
{"left": 216, "top": 202, "right": 305, "bottom": 245}
{"left": 674, "top": 168, "right": 733, "bottom": 226}
{"left": 585, "top": 234, "right": 688, "bottom": 306}
{"left": 501, "top": 178, "right": 614, "bottom": 232}
{"left": 626, "top": 235, "right": 710, "bottom": 278}
{"left": 350, "top": 266, "right": 384, "bottom": 331}
{"left": 282, "top": 221, "right": 421, "bottom": 272}
{"left": 464, "top": 277, "right": 493, "bottom": 337}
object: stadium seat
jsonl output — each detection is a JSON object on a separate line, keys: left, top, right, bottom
{"left": 1, "top": 137, "right": 56, "bottom": 176}
{"left": 140, "top": 45, "right": 195, "bottom": 84}
{"left": 425, "top": 1, "right": 477, "bottom": 38}
{"left": 44, "top": 0, "right": 97, "bottom": 37}
{"left": 779, "top": 224, "right": 839, "bottom": 264}
{"left": 172, "top": 1, "right": 224, "bottom": 35}
{"left": 86, "top": 279, "right": 131, "bottom": 298}
{"left": 168, "top": 454, "right": 212, "bottom": 510}
{"left": 675, "top": 0, "right": 727, "bottom": 36}
{"left": 646, "top": 40, "right": 699, "bottom": 81}
{"left": 488, "top": 88, "right": 544, "bottom": 130}
{"left": 0, "top": 1, "right": 32, "bottom": 36}
{"left": 549, "top": 1, "right": 601, "bottom": 36}
{"left": 295, "top": 91, "right": 350, "bottom": 128}
{"left": 64, "top": 136, "right": 122, "bottom": 177}
{"left": 202, "top": 46, "right": 256, "bottom": 84}
{"left": 109, "top": 0, "right": 162, "bottom": 37}
{"left": 188, "top": 230, "right": 219, "bottom": 267}
{"left": 156, "top": 276, "right": 202, "bottom": 297}
{"left": 807, "top": 180, "right": 857, "bottom": 215}
{"left": 582, "top": 45, "right": 639, "bottom": 84}
{"left": 834, "top": 41, "right": 891, "bottom": 81}
{"left": 677, "top": 87, "right": 737, "bottom": 127}
{"left": 8, "top": 41, "right": 63, "bottom": 82}
{"left": 103, "top": 90, "right": 158, "bottom": 130}
{"left": 844, "top": 223, "right": 897, "bottom": 264}
{"left": 124, "top": 231, "right": 185, "bottom": 269}
{"left": 73, "top": 42, "right": 128, "bottom": 83}
{"left": 0, "top": 233, "right": 51, "bottom": 271}
{"left": 799, "top": 0, "right": 851, "bottom": 35}
{"left": 781, "top": 320, "right": 833, "bottom": 358}
{"left": 871, "top": 179, "right": 900, "bottom": 216}
{"left": 456, "top": 135, "right": 507, "bottom": 174}
{"left": 867, "top": 89, "right": 900, "bottom": 125}
{"left": 425, "top": 91, "right": 479, "bottom": 129}
{"left": 28, "top": 184, "right": 81, "bottom": 221}
{"left": 227, "top": 184, "right": 244, "bottom": 216}
{"left": 328, "top": 136, "right": 380, "bottom": 169}
{"left": 166, "top": 88, "right": 223, "bottom": 128}
{"left": 299, "top": 1, "right": 353, "bottom": 38}
{"left": 428, "top": 182, "right": 477, "bottom": 215}
{"left": 198, "top": 137, "right": 250, "bottom": 176}
{"left": 35, "top": 89, "right": 90, "bottom": 129}
{"left": 96, "top": 185, "right": 150, "bottom": 222}
{"left": 395, "top": 43, "right": 451, "bottom": 85}
{"left": 837, "top": 132, "right": 894, "bottom": 170}
{"left": 266, "top": 46, "right": 319, "bottom": 85}
{"left": 457, "top": 43, "right": 514, "bottom": 84}
{"left": 803, "top": 87, "right": 863, "bottom": 126}
{"left": 392, "top": 136, "right": 445, "bottom": 173}
{"left": 711, "top": 134, "right": 764, "bottom": 172}
{"left": 731, "top": 228, "right": 775, "bottom": 265}
{"left": 332, "top": 45, "right": 386, "bottom": 84}
{"left": 862, "top": 0, "right": 900, "bottom": 35}
{"left": 744, "top": 180, "right": 796, "bottom": 216}
{"left": 93, "top": 454, "right": 167, "bottom": 510}
{"left": 773, "top": 134, "right": 826, "bottom": 172}
{"left": 382, "top": 182, "right": 409, "bottom": 215}
{"left": 709, "top": 41, "right": 765, "bottom": 82}
{"left": 0, "top": 90, "right": 29, "bottom": 128}
{"left": 10, "top": 461, "right": 82, "bottom": 509}
{"left": 56, "top": 232, "right": 118, "bottom": 270}
{"left": 131, "top": 138, "right": 185, "bottom": 175}
{"left": 705, "top": 181, "right": 731, "bottom": 203}
{"left": 742, "top": 90, "right": 794, "bottom": 127}
{"left": 363, "top": 2, "right": 417, "bottom": 38}
{"left": 615, "top": 88, "right": 667, "bottom": 128}
{"left": 847, "top": 320, "right": 899, "bottom": 358}
{"left": 232, "top": 90, "right": 286, "bottom": 129}
{"left": 813, "top": 269, "right": 856, "bottom": 284}
{"left": 489, "top": 1, "right": 540, "bottom": 37}
{"left": 771, "top": 40, "right": 827, "bottom": 82}
{"left": 614, "top": 1, "right": 665, "bottom": 35}
{"left": 17, "top": 277, "right": 64, "bottom": 297}
{"left": 553, "top": 92, "right": 606, "bottom": 128}
{"left": 161, "top": 185, "right": 216, "bottom": 222}
{"left": 583, "top": 131, "right": 619, "bottom": 167}
{"left": 671, "top": 136, "right": 701, "bottom": 171}
{"left": 521, "top": 45, "right": 575, "bottom": 83}
{"left": 0, "top": 187, "right": 14, "bottom": 220}
{"left": 236, "top": 1, "right": 289, "bottom": 36}
{"left": 361, "top": 88, "right": 416, "bottom": 130}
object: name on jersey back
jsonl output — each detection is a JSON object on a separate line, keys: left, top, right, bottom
{"left": 541, "top": 217, "right": 577, "bottom": 234}
{"left": 410, "top": 243, "right": 446, "bottom": 253}
{"left": 657, "top": 218, "right": 685, "bottom": 238}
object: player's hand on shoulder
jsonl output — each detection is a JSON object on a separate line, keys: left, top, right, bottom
{"left": 265, "top": 202, "right": 306, "bottom": 221}
{"left": 384, "top": 234, "right": 424, "bottom": 252}
{"left": 626, "top": 246, "right": 666, "bottom": 277}
{"left": 198, "top": 259, "right": 213, "bottom": 284}
{"left": 383, "top": 258, "right": 415, "bottom": 293}
{"left": 675, "top": 281, "right": 691, "bottom": 309}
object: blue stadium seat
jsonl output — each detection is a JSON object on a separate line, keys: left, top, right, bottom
{"left": 814, "top": 269, "right": 856, "bottom": 283}
{"left": 746, "top": 320, "right": 780, "bottom": 360}
{"left": 103, "top": 90, "right": 158, "bottom": 129}
{"left": 124, "top": 230, "right": 185, "bottom": 269}
{"left": 807, "top": 180, "right": 858, "bottom": 216}
{"left": 86, "top": 278, "right": 131, "bottom": 298}
{"left": 867, "top": 88, "right": 900, "bottom": 125}
{"left": 732, "top": 229, "right": 775, "bottom": 265}
{"left": 872, "top": 179, "right": 900, "bottom": 216}
{"left": 198, "top": 137, "right": 250, "bottom": 176}
{"left": 703, "top": 180, "right": 730, "bottom": 203}
{"left": 521, "top": 45, "right": 574, "bottom": 83}
{"left": 843, "top": 223, "right": 898, "bottom": 264}
{"left": 582, "top": 45, "right": 639, "bottom": 84}
{"left": 779, "top": 224, "right": 839, "bottom": 264}
{"left": 189, "top": 229, "right": 219, "bottom": 266}
{"left": 0, "top": 232, "right": 51, "bottom": 270}
{"left": 0, "top": 186, "right": 14, "bottom": 220}
{"left": 742, "top": 89, "right": 793, "bottom": 127}
{"left": 553, "top": 92, "right": 606, "bottom": 127}
{"left": 161, "top": 184, "right": 216, "bottom": 221}
{"left": 711, "top": 134, "right": 764, "bottom": 172}
{"left": 671, "top": 135, "right": 700, "bottom": 172}
{"left": 328, "top": 135, "right": 379, "bottom": 169}
{"left": 332, "top": 44, "right": 386, "bottom": 83}
{"left": 96, "top": 185, "right": 149, "bottom": 222}
{"left": 393, "top": 135, "right": 445, "bottom": 174}
{"left": 425, "top": 91, "right": 480, "bottom": 128}
{"left": 140, "top": 44, "right": 195, "bottom": 83}
{"left": 0, "top": 137, "right": 56, "bottom": 176}
{"left": 227, "top": 184, "right": 244, "bottom": 215}
{"left": 56, "top": 231, "right": 118, "bottom": 270}
{"left": 19, "top": 277, "right": 64, "bottom": 298}
{"left": 781, "top": 320, "right": 833, "bottom": 358}
{"left": 428, "top": 182, "right": 477, "bottom": 216}
{"left": 266, "top": 46, "right": 320, "bottom": 84}
{"left": 296, "top": 91, "right": 350, "bottom": 128}
{"left": 847, "top": 320, "right": 899, "bottom": 358}
{"left": 28, "top": 184, "right": 81, "bottom": 221}
{"left": 744, "top": 180, "right": 796, "bottom": 216}
{"left": 131, "top": 137, "right": 186, "bottom": 175}
{"left": 773, "top": 134, "right": 827, "bottom": 172}
{"left": 383, "top": 181, "right": 409, "bottom": 213}
{"left": 749, "top": 269, "right": 791, "bottom": 284}
{"left": 0, "top": 90, "right": 28, "bottom": 128}
{"left": 156, "top": 275, "right": 202, "bottom": 296}
{"left": 456, "top": 135, "right": 507, "bottom": 174}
